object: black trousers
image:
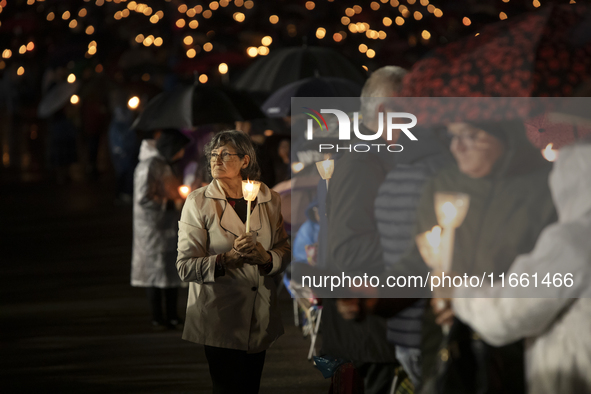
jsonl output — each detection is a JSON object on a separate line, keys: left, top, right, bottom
{"left": 146, "top": 287, "right": 179, "bottom": 323}
{"left": 204, "top": 345, "right": 266, "bottom": 394}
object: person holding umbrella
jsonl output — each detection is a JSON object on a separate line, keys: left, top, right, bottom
{"left": 176, "top": 130, "right": 290, "bottom": 394}
{"left": 131, "top": 128, "right": 190, "bottom": 329}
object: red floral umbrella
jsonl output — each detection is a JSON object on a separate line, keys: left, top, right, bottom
{"left": 399, "top": 5, "right": 591, "bottom": 98}
{"left": 525, "top": 114, "right": 591, "bottom": 149}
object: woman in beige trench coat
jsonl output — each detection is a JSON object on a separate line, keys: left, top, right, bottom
{"left": 176, "top": 130, "right": 290, "bottom": 394}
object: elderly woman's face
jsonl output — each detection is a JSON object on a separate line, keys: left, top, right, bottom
{"left": 210, "top": 143, "right": 250, "bottom": 181}
{"left": 448, "top": 123, "right": 505, "bottom": 178}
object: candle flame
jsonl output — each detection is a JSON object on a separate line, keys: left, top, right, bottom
{"left": 322, "top": 159, "right": 331, "bottom": 172}
{"left": 442, "top": 202, "right": 458, "bottom": 221}
{"left": 179, "top": 185, "right": 191, "bottom": 198}
{"left": 245, "top": 178, "right": 254, "bottom": 192}
{"left": 542, "top": 143, "right": 557, "bottom": 162}
{"left": 426, "top": 225, "right": 442, "bottom": 248}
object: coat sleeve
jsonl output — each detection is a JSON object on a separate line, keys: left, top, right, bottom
{"left": 176, "top": 193, "right": 217, "bottom": 284}
{"left": 453, "top": 223, "right": 591, "bottom": 346}
{"left": 266, "top": 192, "right": 291, "bottom": 276}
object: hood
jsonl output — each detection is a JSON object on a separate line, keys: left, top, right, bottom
{"left": 469, "top": 120, "right": 550, "bottom": 178}
{"left": 138, "top": 139, "right": 161, "bottom": 161}
{"left": 549, "top": 143, "right": 591, "bottom": 222}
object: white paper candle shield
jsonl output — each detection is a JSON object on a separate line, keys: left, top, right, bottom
{"left": 316, "top": 159, "right": 334, "bottom": 189}
{"left": 242, "top": 180, "right": 261, "bottom": 233}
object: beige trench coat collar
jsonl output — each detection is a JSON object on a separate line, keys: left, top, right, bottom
{"left": 204, "top": 179, "right": 272, "bottom": 237}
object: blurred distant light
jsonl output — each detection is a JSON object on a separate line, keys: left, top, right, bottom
{"left": 210, "top": 1, "right": 220, "bottom": 10}
{"left": 287, "top": 24, "right": 297, "bottom": 37}
{"left": 186, "top": 8, "right": 196, "bottom": 17}
{"left": 88, "top": 46, "right": 97, "bottom": 55}
{"left": 178, "top": 4, "right": 188, "bottom": 13}
{"left": 401, "top": 9, "right": 410, "bottom": 17}
{"left": 79, "top": 8, "right": 87, "bottom": 17}
{"left": 27, "top": 42, "right": 34, "bottom": 51}
{"left": 155, "top": 10, "right": 164, "bottom": 18}
{"left": 258, "top": 46, "right": 269, "bottom": 56}
{"left": 3, "top": 49, "right": 13, "bottom": 59}
{"left": 502, "top": 0, "right": 510, "bottom": 2}
{"left": 189, "top": 20, "right": 199, "bottom": 29}
{"left": 220, "top": 0, "right": 229, "bottom": 6}
{"left": 235, "top": 0, "right": 244, "bottom": 6}
{"left": 95, "top": 64, "right": 103, "bottom": 73}
{"left": 305, "top": 1, "right": 315, "bottom": 10}
{"left": 233, "top": 12, "right": 245, "bottom": 22}
{"left": 17, "top": 66, "right": 24, "bottom": 76}
{"left": 203, "top": 42, "right": 213, "bottom": 52}
{"left": 67, "top": 73, "right": 76, "bottom": 83}
{"left": 407, "top": 0, "right": 416, "bottom": 4}
{"left": 345, "top": 8, "right": 354, "bottom": 17}
{"left": 390, "top": 0, "right": 399, "bottom": 6}
{"left": 348, "top": 24, "right": 358, "bottom": 33}
{"left": 19, "top": 45, "right": 26, "bottom": 54}
{"left": 292, "top": 162, "right": 304, "bottom": 174}
{"left": 421, "top": 30, "right": 431, "bottom": 40}
{"left": 378, "top": 30, "right": 387, "bottom": 39}
{"left": 316, "top": 27, "right": 326, "bottom": 39}
{"left": 128, "top": 96, "right": 140, "bottom": 110}
{"left": 194, "top": 5, "right": 203, "bottom": 13}
{"left": 114, "top": 11, "right": 122, "bottom": 20}
{"left": 135, "top": 34, "right": 144, "bottom": 43}
{"left": 366, "top": 49, "right": 375, "bottom": 58}
{"left": 186, "top": 48, "right": 196, "bottom": 58}
{"left": 96, "top": 0, "right": 104, "bottom": 6}
{"left": 383, "top": 17, "right": 392, "bottom": 26}
{"left": 199, "top": 74, "right": 208, "bottom": 83}
{"left": 89, "top": 40, "right": 97, "bottom": 48}
{"left": 218, "top": 63, "right": 228, "bottom": 74}
{"left": 269, "top": 15, "right": 279, "bottom": 24}
{"left": 499, "top": 12, "right": 508, "bottom": 20}
{"left": 427, "top": 4, "right": 435, "bottom": 12}
{"left": 475, "top": 33, "right": 480, "bottom": 36}
{"left": 62, "top": 10, "right": 71, "bottom": 20}
{"left": 203, "top": 10, "right": 212, "bottom": 18}
{"left": 264, "top": 129, "right": 274, "bottom": 137}
{"left": 408, "top": 35, "right": 417, "bottom": 46}
{"left": 353, "top": 5, "right": 362, "bottom": 13}
{"left": 358, "top": 44, "right": 368, "bottom": 53}
{"left": 414, "top": 11, "right": 423, "bottom": 20}
{"left": 362, "top": 65, "right": 368, "bottom": 71}
{"left": 27, "top": 0, "right": 34, "bottom": 5}
{"left": 0, "top": 61, "right": 6, "bottom": 70}
{"left": 247, "top": 47, "right": 258, "bottom": 57}
{"left": 395, "top": 16, "right": 404, "bottom": 25}
{"left": 176, "top": 18, "right": 186, "bottom": 28}
{"left": 154, "top": 37, "right": 163, "bottom": 46}
{"left": 333, "top": 32, "right": 343, "bottom": 42}
{"left": 150, "top": 15, "right": 159, "bottom": 23}
{"left": 86, "top": 25, "right": 94, "bottom": 34}
{"left": 420, "top": 0, "right": 429, "bottom": 5}
{"left": 243, "top": 0, "right": 253, "bottom": 8}
{"left": 341, "top": 16, "right": 350, "bottom": 25}
{"left": 143, "top": 36, "right": 154, "bottom": 46}
{"left": 121, "top": 9, "right": 130, "bottom": 17}
{"left": 434, "top": 8, "right": 443, "bottom": 17}
{"left": 136, "top": 4, "right": 146, "bottom": 13}
{"left": 47, "top": 12, "right": 55, "bottom": 21}
{"left": 70, "top": 94, "right": 79, "bottom": 104}
{"left": 463, "top": 17, "right": 471, "bottom": 26}
{"left": 128, "top": 1, "right": 137, "bottom": 10}
{"left": 183, "top": 35, "right": 193, "bottom": 45}
{"left": 141, "top": 73, "right": 150, "bottom": 82}
{"left": 371, "top": 2, "right": 380, "bottom": 10}
{"left": 262, "top": 36, "right": 272, "bottom": 46}
{"left": 356, "top": 22, "right": 366, "bottom": 32}
{"left": 143, "top": 7, "right": 152, "bottom": 16}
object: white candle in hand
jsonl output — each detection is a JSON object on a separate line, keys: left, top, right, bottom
{"left": 241, "top": 179, "right": 261, "bottom": 233}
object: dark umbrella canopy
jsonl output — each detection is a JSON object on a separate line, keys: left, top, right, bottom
{"left": 37, "top": 81, "right": 80, "bottom": 118}
{"left": 234, "top": 46, "right": 366, "bottom": 94}
{"left": 399, "top": 5, "right": 591, "bottom": 97}
{"left": 131, "top": 85, "right": 263, "bottom": 132}
{"left": 262, "top": 77, "right": 362, "bottom": 118}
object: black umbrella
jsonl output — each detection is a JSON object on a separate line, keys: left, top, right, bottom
{"left": 234, "top": 46, "right": 366, "bottom": 94}
{"left": 131, "top": 85, "right": 265, "bottom": 131}
{"left": 262, "top": 77, "right": 363, "bottom": 118}
{"left": 37, "top": 81, "right": 80, "bottom": 118}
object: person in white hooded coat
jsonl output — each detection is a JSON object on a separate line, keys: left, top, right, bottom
{"left": 452, "top": 142, "right": 591, "bottom": 394}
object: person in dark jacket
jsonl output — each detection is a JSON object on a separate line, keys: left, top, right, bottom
{"left": 401, "top": 121, "right": 556, "bottom": 393}
{"left": 322, "top": 66, "right": 408, "bottom": 394}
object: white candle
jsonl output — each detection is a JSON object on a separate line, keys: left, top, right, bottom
{"left": 241, "top": 179, "right": 261, "bottom": 233}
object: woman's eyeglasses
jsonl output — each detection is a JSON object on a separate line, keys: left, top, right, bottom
{"left": 210, "top": 152, "right": 242, "bottom": 162}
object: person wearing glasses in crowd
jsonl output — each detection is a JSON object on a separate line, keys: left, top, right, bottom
{"left": 176, "top": 130, "right": 290, "bottom": 394}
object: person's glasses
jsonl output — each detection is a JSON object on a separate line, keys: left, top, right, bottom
{"left": 447, "top": 130, "right": 485, "bottom": 148}
{"left": 210, "top": 152, "right": 242, "bottom": 162}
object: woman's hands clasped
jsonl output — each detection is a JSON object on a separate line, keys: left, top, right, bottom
{"left": 223, "top": 233, "right": 270, "bottom": 268}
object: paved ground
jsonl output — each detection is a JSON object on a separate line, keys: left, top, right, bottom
{"left": 0, "top": 177, "right": 330, "bottom": 393}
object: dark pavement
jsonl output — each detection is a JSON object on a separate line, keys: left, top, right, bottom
{"left": 0, "top": 177, "right": 330, "bottom": 394}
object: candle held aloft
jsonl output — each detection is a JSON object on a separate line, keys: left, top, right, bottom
{"left": 315, "top": 159, "right": 334, "bottom": 189}
{"left": 242, "top": 179, "right": 261, "bottom": 233}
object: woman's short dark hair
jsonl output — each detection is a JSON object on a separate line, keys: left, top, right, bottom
{"left": 204, "top": 130, "right": 261, "bottom": 180}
